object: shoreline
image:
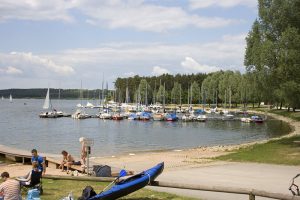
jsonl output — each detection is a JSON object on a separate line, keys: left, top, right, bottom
{"left": 0, "top": 110, "right": 299, "bottom": 175}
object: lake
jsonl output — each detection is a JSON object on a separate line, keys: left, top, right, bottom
{"left": 0, "top": 99, "right": 291, "bottom": 157}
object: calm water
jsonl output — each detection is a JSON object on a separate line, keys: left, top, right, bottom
{"left": 0, "top": 99, "right": 291, "bottom": 157}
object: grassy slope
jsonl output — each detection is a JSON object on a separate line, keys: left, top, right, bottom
{"left": 27, "top": 179, "right": 197, "bottom": 200}
{"left": 217, "top": 134, "right": 300, "bottom": 165}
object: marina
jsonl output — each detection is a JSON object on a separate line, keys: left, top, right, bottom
{"left": 0, "top": 99, "right": 292, "bottom": 158}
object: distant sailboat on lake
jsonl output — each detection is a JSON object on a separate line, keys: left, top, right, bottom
{"left": 9, "top": 94, "right": 12, "bottom": 103}
{"left": 39, "top": 88, "right": 59, "bottom": 118}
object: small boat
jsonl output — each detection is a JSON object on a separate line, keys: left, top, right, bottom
{"left": 241, "top": 117, "right": 251, "bottom": 123}
{"left": 127, "top": 113, "right": 138, "bottom": 120}
{"left": 71, "top": 109, "right": 90, "bottom": 119}
{"left": 89, "top": 162, "right": 164, "bottom": 200}
{"left": 99, "top": 112, "right": 112, "bottom": 119}
{"left": 222, "top": 114, "right": 234, "bottom": 121}
{"left": 165, "top": 113, "right": 178, "bottom": 121}
{"left": 152, "top": 113, "right": 164, "bottom": 121}
{"left": 196, "top": 114, "right": 207, "bottom": 122}
{"left": 39, "top": 88, "right": 59, "bottom": 118}
{"left": 139, "top": 112, "right": 151, "bottom": 121}
{"left": 182, "top": 114, "right": 194, "bottom": 122}
{"left": 9, "top": 94, "right": 13, "bottom": 103}
{"left": 112, "top": 113, "right": 123, "bottom": 120}
{"left": 251, "top": 115, "right": 264, "bottom": 123}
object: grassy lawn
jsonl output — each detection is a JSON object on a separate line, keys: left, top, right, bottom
{"left": 23, "top": 179, "right": 197, "bottom": 200}
{"left": 268, "top": 109, "right": 300, "bottom": 121}
{"left": 247, "top": 107, "right": 300, "bottom": 121}
{"left": 216, "top": 135, "right": 300, "bottom": 165}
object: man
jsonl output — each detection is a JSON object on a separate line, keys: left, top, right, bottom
{"left": 0, "top": 172, "right": 21, "bottom": 200}
{"left": 31, "top": 149, "right": 46, "bottom": 176}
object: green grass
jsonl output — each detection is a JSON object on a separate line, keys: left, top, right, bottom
{"left": 247, "top": 107, "right": 300, "bottom": 121}
{"left": 268, "top": 109, "right": 300, "bottom": 121}
{"left": 23, "top": 179, "right": 197, "bottom": 200}
{"left": 216, "top": 135, "right": 300, "bottom": 165}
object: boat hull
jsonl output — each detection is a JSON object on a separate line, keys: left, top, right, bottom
{"left": 89, "top": 162, "right": 164, "bottom": 200}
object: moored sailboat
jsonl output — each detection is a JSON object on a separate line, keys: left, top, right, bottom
{"left": 39, "top": 88, "right": 58, "bottom": 118}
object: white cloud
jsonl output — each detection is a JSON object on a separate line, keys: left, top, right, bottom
{"left": 6, "top": 66, "right": 23, "bottom": 74}
{"left": 13, "top": 52, "right": 74, "bottom": 75}
{"left": 152, "top": 66, "right": 170, "bottom": 76}
{"left": 0, "top": 0, "right": 75, "bottom": 22}
{"left": 78, "top": 0, "right": 237, "bottom": 32}
{"left": 0, "top": 1, "right": 238, "bottom": 32}
{"left": 0, "top": 52, "right": 75, "bottom": 77}
{"left": 181, "top": 57, "right": 220, "bottom": 73}
{"left": 0, "top": 66, "right": 23, "bottom": 75}
{"left": 189, "top": 0, "right": 257, "bottom": 9}
{"left": 0, "top": 33, "right": 246, "bottom": 88}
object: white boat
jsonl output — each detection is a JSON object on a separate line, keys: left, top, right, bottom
{"left": 1, "top": 96, "right": 4, "bottom": 100}
{"left": 86, "top": 102, "right": 94, "bottom": 108}
{"left": 241, "top": 117, "right": 251, "bottom": 123}
{"left": 99, "top": 112, "right": 112, "bottom": 119}
{"left": 9, "top": 94, "right": 12, "bottom": 103}
{"left": 39, "top": 88, "right": 59, "bottom": 118}
{"left": 72, "top": 109, "right": 90, "bottom": 119}
{"left": 222, "top": 114, "right": 234, "bottom": 121}
{"left": 182, "top": 114, "right": 194, "bottom": 122}
{"left": 153, "top": 113, "right": 165, "bottom": 121}
{"left": 196, "top": 115, "right": 207, "bottom": 122}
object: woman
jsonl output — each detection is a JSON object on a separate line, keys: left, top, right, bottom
{"left": 59, "top": 150, "right": 75, "bottom": 173}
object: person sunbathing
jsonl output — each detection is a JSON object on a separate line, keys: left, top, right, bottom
{"left": 59, "top": 150, "right": 80, "bottom": 173}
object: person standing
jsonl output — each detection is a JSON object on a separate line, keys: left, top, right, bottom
{"left": 0, "top": 172, "right": 22, "bottom": 200}
{"left": 31, "top": 149, "right": 46, "bottom": 176}
{"left": 79, "top": 137, "right": 87, "bottom": 167}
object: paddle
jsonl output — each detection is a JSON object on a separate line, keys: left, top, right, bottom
{"left": 100, "top": 169, "right": 127, "bottom": 193}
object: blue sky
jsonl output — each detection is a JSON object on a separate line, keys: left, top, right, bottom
{"left": 0, "top": 0, "right": 258, "bottom": 89}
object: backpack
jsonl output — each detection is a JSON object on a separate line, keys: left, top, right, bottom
{"left": 26, "top": 188, "right": 40, "bottom": 200}
{"left": 92, "top": 165, "right": 111, "bottom": 177}
{"left": 77, "top": 186, "right": 97, "bottom": 200}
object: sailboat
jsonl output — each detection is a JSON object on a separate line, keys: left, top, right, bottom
{"left": 72, "top": 82, "right": 90, "bottom": 119}
{"left": 9, "top": 94, "right": 12, "bottom": 103}
{"left": 39, "top": 88, "right": 58, "bottom": 118}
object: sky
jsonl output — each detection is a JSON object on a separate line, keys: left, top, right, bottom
{"left": 0, "top": 0, "right": 258, "bottom": 89}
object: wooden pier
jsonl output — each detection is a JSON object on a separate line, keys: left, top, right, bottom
{"left": 0, "top": 145, "right": 133, "bottom": 177}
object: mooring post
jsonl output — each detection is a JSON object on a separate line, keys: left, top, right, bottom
{"left": 249, "top": 193, "right": 255, "bottom": 200}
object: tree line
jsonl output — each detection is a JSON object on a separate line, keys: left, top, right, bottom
{"left": 244, "top": 0, "right": 300, "bottom": 111}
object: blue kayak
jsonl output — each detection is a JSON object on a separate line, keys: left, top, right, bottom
{"left": 89, "top": 162, "right": 164, "bottom": 200}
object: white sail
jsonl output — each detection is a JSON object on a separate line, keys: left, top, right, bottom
{"left": 43, "top": 88, "right": 50, "bottom": 109}
{"left": 9, "top": 94, "right": 12, "bottom": 103}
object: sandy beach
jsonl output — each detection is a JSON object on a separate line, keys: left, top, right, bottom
{"left": 0, "top": 110, "right": 299, "bottom": 199}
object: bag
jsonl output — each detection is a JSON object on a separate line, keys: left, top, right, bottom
{"left": 78, "top": 186, "right": 97, "bottom": 200}
{"left": 92, "top": 165, "right": 111, "bottom": 177}
{"left": 26, "top": 188, "right": 40, "bottom": 200}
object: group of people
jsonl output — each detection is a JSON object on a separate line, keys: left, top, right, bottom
{"left": 0, "top": 149, "right": 45, "bottom": 200}
{"left": 0, "top": 138, "right": 89, "bottom": 199}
